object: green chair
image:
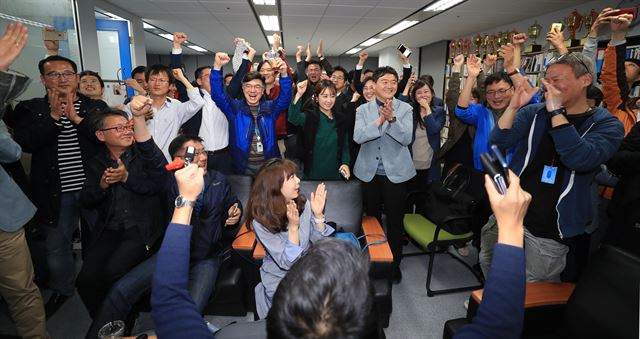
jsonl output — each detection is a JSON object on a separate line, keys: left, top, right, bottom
{"left": 403, "top": 192, "right": 484, "bottom": 297}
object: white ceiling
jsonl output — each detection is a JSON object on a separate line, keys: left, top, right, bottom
{"left": 101, "top": 0, "right": 591, "bottom": 56}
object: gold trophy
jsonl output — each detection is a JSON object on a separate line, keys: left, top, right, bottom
{"left": 456, "top": 39, "right": 463, "bottom": 57}
{"left": 449, "top": 40, "right": 457, "bottom": 60}
{"left": 473, "top": 33, "right": 483, "bottom": 56}
{"left": 462, "top": 39, "right": 471, "bottom": 56}
{"left": 581, "top": 9, "right": 598, "bottom": 44}
{"left": 527, "top": 21, "right": 542, "bottom": 52}
{"left": 481, "top": 34, "right": 490, "bottom": 58}
{"left": 496, "top": 31, "right": 504, "bottom": 48}
{"left": 565, "top": 9, "right": 583, "bottom": 47}
{"left": 489, "top": 34, "right": 498, "bottom": 54}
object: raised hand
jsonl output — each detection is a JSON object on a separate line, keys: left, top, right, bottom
{"left": 295, "top": 80, "right": 308, "bottom": 99}
{"left": 466, "top": 54, "right": 482, "bottom": 78}
{"left": 351, "top": 92, "right": 361, "bottom": 102}
{"left": 511, "top": 32, "right": 527, "bottom": 46}
{"left": 316, "top": 39, "right": 324, "bottom": 58}
{"left": 124, "top": 79, "right": 145, "bottom": 94}
{"left": 541, "top": 79, "right": 563, "bottom": 112}
{"left": 309, "top": 182, "right": 327, "bottom": 218}
{"left": 358, "top": 51, "right": 369, "bottom": 66}
{"left": 545, "top": 29, "right": 566, "bottom": 52}
{"left": 47, "top": 88, "right": 64, "bottom": 121}
{"left": 286, "top": 200, "right": 300, "bottom": 230}
{"left": 0, "top": 22, "right": 28, "bottom": 71}
{"left": 246, "top": 43, "right": 256, "bottom": 61}
{"left": 339, "top": 164, "right": 351, "bottom": 180}
{"left": 484, "top": 170, "right": 531, "bottom": 248}
{"left": 173, "top": 32, "right": 188, "bottom": 49}
{"left": 305, "top": 42, "right": 312, "bottom": 62}
{"left": 610, "top": 12, "right": 634, "bottom": 34}
{"left": 379, "top": 99, "right": 395, "bottom": 121}
{"left": 589, "top": 8, "right": 616, "bottom": 37}
{"left": 273, "top": 58, "right": 287, "bottom": 76}
{"left": 272, "top": 33, "right": 281, "bottom": 50}
{"left": 399, "top": 51, "right": 410, "bottom": 65}
{"left": 507, "top": 84, "right": 539, "bottom": 111}
{"left": 42, "top": 26, "right": 59, "bottom": 56}
{"left": 483, "top": 53, "right": 497, "bottom": 73}
{"left": 175, "top": 164, "right": 205, "bottom": 201}
{"left": 172, "top": 68, "right": 186, "bottom": 83}
{"left": 214, "top": 52, "right": 231, "bottom": 69}
{"left": 499, "top": 43, "right": 516, "bottom": 71}
{"left": 296, "top": 45, "right": 304, "bottom": 62}
{"left": 129, "top": 95, "right": 153, "bottom": 118}
{"left": 452, "top": 54, "right": 464, "bottom": 72}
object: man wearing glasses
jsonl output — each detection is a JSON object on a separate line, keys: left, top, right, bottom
{"left": 76, "top": 107, "right": 167, "bottom": 319}
{"left": 11, "top": 55, "right": 108, "bottom": 317}
{"left": 483, "top": 52, "right": 624, "bottom": 283}
{"left": 211, "top": 52, "right": 291, "bottom": 175}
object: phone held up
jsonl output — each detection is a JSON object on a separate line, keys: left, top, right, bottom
{"left": 42, "top": 29, "right": 67, "bottom": 41}
{"left": 165, "top": 146, "right": 196, "bottom": 171}
{"left": 481, "top": 145, "right": 510, "bottom": 195}
{"left": 397, "top": 44, "right": 412, "bottom": 57}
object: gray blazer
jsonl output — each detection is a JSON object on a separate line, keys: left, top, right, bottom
{"left": 353, "top": 98, "right": 416, "bottom": 183}
{"left": 0, "top": 71, "right": 36, "bottom": 232}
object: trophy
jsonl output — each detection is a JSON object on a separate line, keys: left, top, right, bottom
{"left": 473, "top": 33, "right": 483, "bottom": 56}
{"left": 449, "top": 40, "right": 456, "bottom": 60}
{"left": 565, "top": 9, "right": 583, "bottom": 47}
{"left": 462, "top": 39, "right": 471, "bottom": 55}
{"left": 489, "top": 34, "right": 498, "bottom": 54}
{"left": 501, "top": 31, "right": 510, "bottom": 47}
{"left": 496, "top": 31, "right": 503, "bottom": 47}
{"left": 527, "top": 21, "right": 542, "bottom": 52}
{"left": 581, "top": 9, "right": 598, "bottom": 44}
{"left": 456, "top": 39, "right": 463, "bottom": 57}
{"left": 481, "top": 34, "right": 490, "bottom": 58}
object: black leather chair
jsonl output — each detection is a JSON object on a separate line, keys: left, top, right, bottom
{"left": 443, "top": 245, "right": 640, "bottom": 339}
{"left": 205, "top": 175, "right": 254, "bottom": 316}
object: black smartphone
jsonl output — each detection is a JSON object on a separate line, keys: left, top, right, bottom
{"left": 397, "top": 44, "right": 412, "bottom": 57}
{"left": 184, "top": 146, "right": 196, "bottom": 167}
{"left": 480, "top": 146, "right": 509, "bottom": 194}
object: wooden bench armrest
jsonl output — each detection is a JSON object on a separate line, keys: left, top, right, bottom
{"left": 361, "top": 216, "right": 393, "bottom": 263}
{"left": 472, "top": 282, "right": 576, "bottom": 308}
{"left": 232, "top": 223, "right": 256, "bottom": 251}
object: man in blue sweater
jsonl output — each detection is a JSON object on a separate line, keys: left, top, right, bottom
{"left": 481, "top": 52, "right": 624, "bottom": 282}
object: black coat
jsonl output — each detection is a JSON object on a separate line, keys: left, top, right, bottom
{"left": 12, "top": 93, "right": 108, "bottom": 227}
{"left": 300, "top": 105, "right": 350, "bottom": 177}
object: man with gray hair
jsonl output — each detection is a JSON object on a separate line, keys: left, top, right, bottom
{"left": 481, "top": 52, "right": 624, "bottom": 282}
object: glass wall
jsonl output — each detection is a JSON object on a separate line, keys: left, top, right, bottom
{"left": 0, "top": 0, "right": 80, "bottom": 100}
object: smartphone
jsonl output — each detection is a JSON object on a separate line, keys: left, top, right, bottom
{"left": 338, "top": 168, "right": 349, "bottom": 181}
{"left": 42, "top": 29, "right": 67, "bottom": 41}
{"left": 550, "top": 22, "right": 564, "bottom": 33}
{"left": 397, "top": 44, "right": 412, "bottom": 57}
{"left": 184, "top": 146, "right": 196, "bottom": 167}
{"left": 267, "top": 49, "right": 278, "bottom": 60}
{"left": 480, "top": 146, "right": 509, "bottom": 194}
{"left": 611, "top": 7, "right": 638, "bottom": 19}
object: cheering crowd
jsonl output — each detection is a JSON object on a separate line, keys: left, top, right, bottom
{"left": 0, "top": 6, "right": 638, "bottom": 339}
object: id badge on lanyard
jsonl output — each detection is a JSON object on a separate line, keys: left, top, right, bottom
{"left": 254, "top": 118, "right": 263, "bottom": 153}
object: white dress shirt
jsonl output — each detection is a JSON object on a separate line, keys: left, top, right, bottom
{"left": 125, "top": 87, "right": 204, "bottom": 161}
{"left": 198, "top": 88, "right": 229, "bottom": 152}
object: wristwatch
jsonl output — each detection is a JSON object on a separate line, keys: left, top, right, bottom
{"left": 175, "top": 195, "right": 196, "bottom": 209}
{"left": 547, "top": 107, "right": 567, "bottom": 119}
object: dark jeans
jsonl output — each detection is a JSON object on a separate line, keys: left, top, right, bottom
{"left": 85, "top": 254, "right": 221, "bottom": 338}
{"left": 363, "top": 175, "right": 407, "bottom": 269}
{"left": 76, "top": 227, "right": 148, "bottom": 317}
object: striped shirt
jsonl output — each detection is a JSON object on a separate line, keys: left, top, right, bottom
{"left": 56, "top": 100, "right": 85, "bottom": 193}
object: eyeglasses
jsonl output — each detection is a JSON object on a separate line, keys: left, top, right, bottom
{"left": 176, "top": 149, "right": 207, "bottom": 158}
{"left": 331, "top": 76, "right": 345, "bottom": 81}
{"left": 45, "top": 71, "right": 76, "bottom": 80}
{"left": 486, "top": 87, "right": 513, "bottom": 97}
{"left": 100, "top": 125, "right": 134, "bottom": 133}
{"left": 243, "top": 84, "right": 264, "bottom": 91}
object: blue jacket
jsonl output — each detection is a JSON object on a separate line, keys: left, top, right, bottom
{"left": 168, "top": 171, "right": 240, "bottom": 261}
{"left": 491, "top": 104, "right": 624, "bottom": 239}
{"left": 455, "top": 244, "right": 525, "bottom": 339}
{"left": 408, "top": 105, "right": 446, "bottom": 182}
{"left": 151, "top": 223, "right": 214, "bottom": 339}
{"left": 209, "top": 70, "right": 291, "bottom": 174}
{"left": 353, "top": 98, "right": 416, "bottom": 184}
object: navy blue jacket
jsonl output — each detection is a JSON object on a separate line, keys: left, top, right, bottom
{"left": 491, "top": 104, "right": 623, "bottom": 238}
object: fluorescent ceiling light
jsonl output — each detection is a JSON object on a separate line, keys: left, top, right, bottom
{"left": 159, "top": 33, "right": 174, "bottom": 41}
{"left": 260, "top": 15, "right": 280, "bottom": 31}
{"left": 346, "top": 48, "right": 362, "bottom": 54}
{"left": 143, "top": 22, "right": 156, "bottom": 29}
{"left": 253, "top": 0, "right": 276, "bottom": 5}
{"left": 424, "top": 0, "right": 465, "bottom": 12}
{"left": 188, "top": 45, "right": 207, "bottom": 52}
{"left": 382, "top": 20, "right": 419, "bottom": 35}
{"left": 360, "top": 38, "right": 382, "bottom": 47}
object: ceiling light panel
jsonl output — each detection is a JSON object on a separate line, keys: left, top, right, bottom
{"left": 188, "top": 45, "right": 207, "bottom": 52}
{"left": 158, "top": 33, "right": 174, "bottom": 41}
{"left": 253, "top": 0, "right": 276, "bottom": 5}
{"left": 346, "top": 48, "right": 362, "bottom": 54}
{"left": 360, "top": 38, "right": 382, "bottom": 47}
{"left": 259, "top": 15, "right": 280, "bottom": 31}
{"left": 382, "top": 20, "right": 419, "bottom": 35}
{"left": 424, "top": 0, "right": 465, "bottom": 12}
